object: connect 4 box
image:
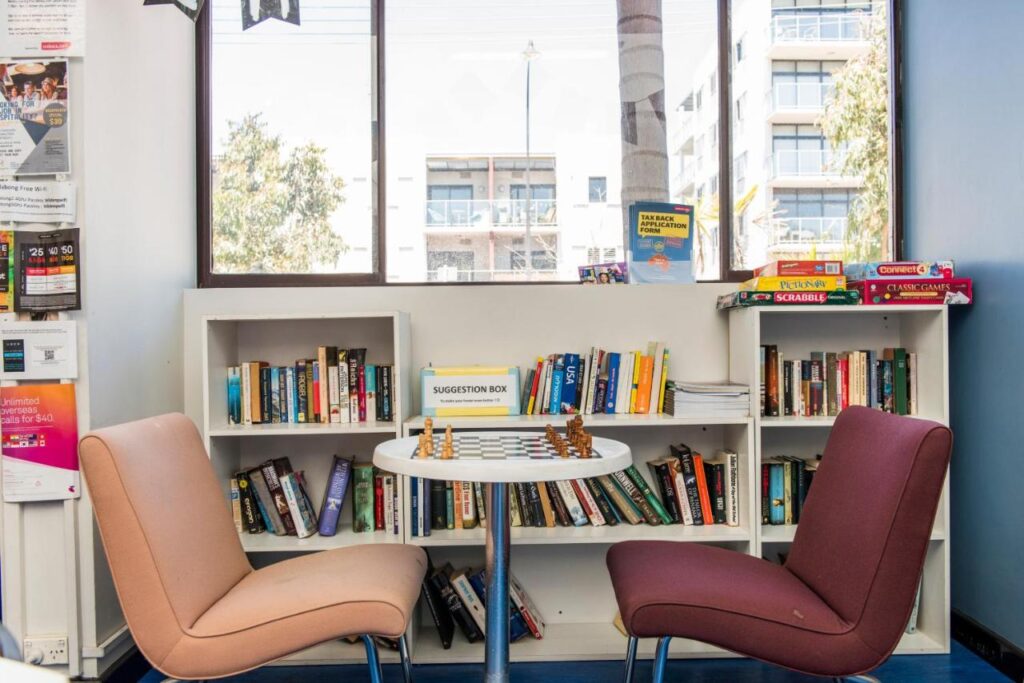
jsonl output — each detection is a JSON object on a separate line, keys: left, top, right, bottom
{"left": 844, "top": 261, "right": 954, "bottom": 280}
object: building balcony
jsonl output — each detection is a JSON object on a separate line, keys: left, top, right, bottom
{"left": 768, "top": 13, "right": 870, "bottom": 59}
{"left": 768, "top": 82, "right": 832, "bottom": 123}
{"left": 424, "top": 199, "right": 559, "bottom": 232}
{"left": 769, "top": 216, "right": 848, "bottom": 249}
{"left": 769, "top": 149, "right": 862, "bottom": 188}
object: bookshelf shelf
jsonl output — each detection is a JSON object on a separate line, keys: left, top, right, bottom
{"left": 409, "top": 523, "right": 751, "bottom": 547}
{"left": 208, "top": 421, "right": 399, "bottom": 437}
{"left": 405, "top": 414, "right": 751, "bottom": 430}
{"left": 730, "top": 305, "right": 951, "bottom": 656}
{"left": 239, "top": 529, "right": 403, "bottom": 553}
{"left": 761, "top": 524, "right": 946, "bottom": 544}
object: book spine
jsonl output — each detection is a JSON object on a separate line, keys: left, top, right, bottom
{"left": 421, "top": 571, "right": 454, "bottom": 650}
{"left": 260, "top": 366, "right": 272, "bottom": 424}
{"left": 509, "top": 573, "right": 545, "bottom": 638}
{"left": 692, "top": 455, "right": 714, "bottom": 524}
{"left": 461, "top": 481, "right": 477, "bottom": 529}
{"left": 434, "top": 570, "right": 482, "bottom": 643}
{"left": 525, "top": 482, "right": 545, "bottom": 528}
{"left": 304, "top": 360, "right": 314, "bottom": 423}
{"left": 260, "top": 461, "right": 296, "bottom": 535}
{"left": 374, "top": 472, "right": 385, "bottom": 531}
{"left": 410, "top": 476, "right": 419, "bottom": 536}
{"left": 573, "top": 479, "right": 605, "bottom": 526}
{"left": 555, "top": 480, "right": 588, "bottom": 526}
{"left": 280, "top": 473, "right": 312, "bottom": 538}
{"left": 769, "top": 464, "right": 784, "bottom": 524}
{"left": 365, "top": 364, "right": 378, "bottom": 422}
{"left": 548, "top": 357, "right": 565, "bottom": 415}
{"left": 668, "top": 460, "right": 694, "bottom": 525}
{"left": 647, "top": 461, "right": 680, "bottom": 523}
{"left": 451, "top": 571, "right": 487, "bottom": 635}
{"left": 724, "top": 451, "right": 740, "bottom": 527}
{"left": 604, "top": 353, "right": 620, "bottom": 413}
{"left": 318, "top": 457, "right": 351, "bottom": 536}
{"left": 236, "top": 472, "right": 262, "bottom": 534}
{"left": 624, "top": 465, "right": 672, "bottom": 524}
{"left": 473, "top": 482, "right": 487, "bottom": 528}
{"left": 383, "top": 474, "right": 395, "bottom": 535}
{"left": 445, "top": 481, "right": 455, "bottom": 529}
{"left": 357, "top": 351, "right": 368, "bottom": 421}
{"left": 584, "top": 477, "right": 617, "bottom": 526}
{"left": 247, "top": 469, "right": 283, "bottom": 535}
{"left": 352, "top": 464, "right": 375, "bottom": 532}
{"left": 761, "top": 463, "right": 770, "bottom": 525}
{"left": 612, "top": 470, "right": 661, "bottom": 525}
{"left": 675, "top": 449, "right": 704, "bottom": 525}
{"left": 545, "top": 481, "right": 571, "bottom": 526}
{"left": 348, "top": 351, "right": 360, "bottom": 422}
{"left": 597, "top": 475, "right": 642, "bottom": 525}
{"left": 230, "top": 477, "right": 242, "bottom": 532}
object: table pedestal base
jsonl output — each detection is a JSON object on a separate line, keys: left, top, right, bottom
{"left": 485, "top": 482, "right": 511, "bottom": 683}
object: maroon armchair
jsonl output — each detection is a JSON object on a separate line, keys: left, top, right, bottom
{"left": 607, "top": 406, "right": 952, "bottom": 682}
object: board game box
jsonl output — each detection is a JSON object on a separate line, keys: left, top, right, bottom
{"left": 850, "top": 278, "right": 972, "bottom": 305}
{"left": 717, "top": 290, "right": 861, "bottom": 310}
{"left": 844, "top": 261, "right": 955, "bottom": 281}
{"left": 753, "top": 260, "right": 843, "bottom": 277}
{"left": 738, "top": 275, "right": 847, "bottom": 292}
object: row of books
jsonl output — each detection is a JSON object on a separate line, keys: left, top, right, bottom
{"left": 231, "top": 456, "right": 400, "bottom": 538}
{"left": 662, "top": 381, "right": 750, "bottom": 418}
{"left": 521, "top": 343, "right": 670, "bottom": 416}
{"left": 421, "top": 554, "right": 545, "bottom": 648}
{"left": 409, "top": 446, "right": 739, "bottom": 534}
{"left": 761, "top": 456, "right": 819, "bottom": 526}
{"left": 718, "top": 259, "right": 972, "bottom": 308}
{"left": 760, "top": 346, "right": 918, "bottom": 418}
{"left": 226, "top": 347, "right": 395, "bottom": 425}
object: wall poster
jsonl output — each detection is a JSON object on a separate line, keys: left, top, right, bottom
{"left": 0, "top": 59, "right": 70, "bottom": 176}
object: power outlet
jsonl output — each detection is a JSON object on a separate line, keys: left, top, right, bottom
{"left": 23, "top": 635, "right": 69, "bottom": 665}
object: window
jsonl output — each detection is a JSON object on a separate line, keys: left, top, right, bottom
{"left": 729, "top": 0, "right": 895, "bottom": 274}
{"left": 198, "top": 0, "right": 900, "bottom": 284}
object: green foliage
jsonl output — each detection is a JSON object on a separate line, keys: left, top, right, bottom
{"left": 820, "top": 7, "right": 890, "bottom": 262}
{"left": 212, "top": 114, "right": 347, "bottom": 273}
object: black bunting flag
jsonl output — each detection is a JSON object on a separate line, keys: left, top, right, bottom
{"left": 143, "top": 0, "right": 205, "bottom": 21}
{"left": 242, "top": 0, "right": 301, "bottom": 30}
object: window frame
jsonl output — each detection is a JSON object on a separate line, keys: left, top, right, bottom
{"left": 195, "top": 0, "right": 903, "bottom": 286}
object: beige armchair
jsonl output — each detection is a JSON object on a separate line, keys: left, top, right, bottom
{"left": 80, "top": 413, "right": 426, "bottom": 681}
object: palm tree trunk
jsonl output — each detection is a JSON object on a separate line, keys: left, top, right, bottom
{"left": 616, "top": 0, "right": 670, "bottom": 250}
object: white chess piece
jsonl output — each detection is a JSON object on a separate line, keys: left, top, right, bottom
{"left": 280, "top": 0, "right": 290, "bottom": 19}
{"left": 248, "top": 0, "right": 260, "bottom": 22}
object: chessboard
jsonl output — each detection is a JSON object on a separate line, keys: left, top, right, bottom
{"left": 408, "top": 433, "right": 602, "bottom": 460}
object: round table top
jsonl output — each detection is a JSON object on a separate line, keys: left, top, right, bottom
{"left": 372, "top": 431, "right": 632, "bottom": 483}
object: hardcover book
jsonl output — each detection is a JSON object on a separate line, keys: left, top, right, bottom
{"left": 753, "top": 260, "right": 843, "bottom": 277}
{"left": 352, "top": 463, "right": 375, "bottom": 532}
{"left": 318, "top": 456, "right": 352, "bottom": 536}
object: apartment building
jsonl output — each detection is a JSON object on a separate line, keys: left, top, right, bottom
{"left": 672, "top": 0, "right": 873, "bottom": 270}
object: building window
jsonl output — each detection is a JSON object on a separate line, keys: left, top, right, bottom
{"left": 771, "top": 189, "right": 854, "bottom": 247}
{"left": 198, "top": 0, "right": 900, "bottom": 284}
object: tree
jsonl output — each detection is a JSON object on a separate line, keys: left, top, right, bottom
{"left": 212, "top": 114, "right": 347, "bottom": 273}
{"left": 820, "top": 6, "right": 890, "bottom": 262}
{"left": 615, "top": 0, "right": 670, "bottom": 248}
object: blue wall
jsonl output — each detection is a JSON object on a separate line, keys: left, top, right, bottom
{"left": 905, "top": 0, "right": 1024, "bottom": 650}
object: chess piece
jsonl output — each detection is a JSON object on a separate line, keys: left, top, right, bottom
{"left": 445, "top": 424, "right": 454, "bottom": 447}
{"left": 417, "top": 433, "right": 429, "bottom": 459}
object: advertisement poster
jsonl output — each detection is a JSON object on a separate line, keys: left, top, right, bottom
{"left": 0, "top": 320, "right": 77, "bottom": 380}
{"left": 0, "top": 0, "right": 86, "bottom": 56}
{"left": 0, "top": 180, "right": 75, "bottom": 222}
{"left": 0, "top": 230, "right": 12, "bottom": 313}
{"left": 14, "top": 228, "right": 80, "bottom": 312}
{"left": 627, "top": 201, "right": 695, "bottom": 284}
{"left": 0, "top": 59, "right": 70, "bottom": 176}
{"left": 1, "top": 383, "right": 79, "bottom": 502}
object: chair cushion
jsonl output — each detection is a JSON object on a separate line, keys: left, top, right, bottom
{"left": 158, "top": 543, "right": 427, "bottom": 679}
{"left": 607, "top": 541, "right": 884, "bottom": 677}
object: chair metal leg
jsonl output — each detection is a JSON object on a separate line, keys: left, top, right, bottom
{"left": 362, "top": 635, "right": 384, "bottom": 683}
{"left": 622, "top": 636, "right": 638, "bottom": 683}
{"left": 398, "top": 633, "right": 414, "bottom": 683}
{"left": 835, "top": 677, "right": 880, "bottom": 683}
{"left": 651, "top": 636, "right": 672, "bottom": 683}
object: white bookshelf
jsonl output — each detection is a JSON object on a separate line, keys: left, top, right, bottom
{"left": 198, "top": 311, "right": 411, "bottom": 663}
{"left": 400, "top": 413, "right": 757, "bottom": 662}
{"left": 729, "top": 305, "right": 951, "bottom": 656}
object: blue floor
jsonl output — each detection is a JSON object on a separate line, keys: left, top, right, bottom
{"left": 137, "top": 642, "right": 1007, "bottom": 682}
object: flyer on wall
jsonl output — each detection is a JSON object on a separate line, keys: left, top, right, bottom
{"left": 1, "top": 383, "right": 79, "bottom": 502}
{"left": 0, "top": 320, "right": 78, "bottom": 380}
{"left": 0, "top": 59, "right": 70, "bottom": 176}
{"left": 0, "top": 180, "right": 75, "bottom": 223}
{"left": 0, "top": 0, "right": 85, "bottom": 56}
{"left": 0, "top": 230, "right": 12, "bottom": 313}
{"left": 14, "top": 228, "right": 80, "bottom": 312}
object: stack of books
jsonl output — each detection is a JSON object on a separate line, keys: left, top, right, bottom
{"left": 226, "top": 346, "right": 395, "bottom": 426}
{"left": 662, "top": 381, "right": 750, "bottom": 417}
{"left": 421, "top": 554, "right": 545, "bottom": 649}
{"left": 717, "top": 260, "right": 859, "bottom": 309}
{"left": 522, "top": 343, "right": 669, "bottom": 416}
{"left": 762, "top": 455, "right": 819, "bottom": 525}
{"left": 760, "top": 345, "right": 918, "bottom": 417}
{"left": 409, "top": 445, "right": 739, "bottom": 535}
{"left": 230, "top": 455, "right": 400, "bottom": 539}
{"left": 846, "top": 260, "right": 972, "bottom": 305}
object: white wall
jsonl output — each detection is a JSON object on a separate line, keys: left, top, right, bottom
{"left": 2, "top": 1, "right": 196, "bottom": 678}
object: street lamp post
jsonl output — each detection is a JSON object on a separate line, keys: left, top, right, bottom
{"left": 522, "top": 40, "right": 539, "bottom": 280}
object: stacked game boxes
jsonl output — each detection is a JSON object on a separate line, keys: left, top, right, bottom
{"left": 717, "top": 260, "right": 860, "bottom": 310}
{"left": 845, "top": 261, "right": 972, "bottom": 305}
